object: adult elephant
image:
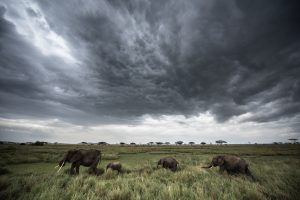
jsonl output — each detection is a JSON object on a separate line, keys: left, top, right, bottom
{"left": 157, "top": 157, "right": 179, "bottom": 172}
{"left": 202, "top": 155, "right": 255, "bottom": 180}
{"left": 55, "top": 149, "right": 101, "bottom": 175}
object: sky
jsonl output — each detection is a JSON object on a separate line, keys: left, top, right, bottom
{"left": 0, "top": 0, "right": 299, "bottom": 144}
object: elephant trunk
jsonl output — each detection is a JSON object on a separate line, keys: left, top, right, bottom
{"left": 59, "top": 152, "right": 69, "bottom": 166}
{"left": 157, "top": 163, "right": 161, "bottom": 169}
{"left": 59, "top": 159, "right": 65, "bottom": 167}
{"left": 57, "top": 161, "right": 65, "bottom": 173}
{"left": 54, "top": 159, "right": 65, "bottom": 169}
{"left": 201, "top": 163, "right": 213, "bottom": 168}
{"left": 55, "top": 154, "right": 67, "bottom": 172}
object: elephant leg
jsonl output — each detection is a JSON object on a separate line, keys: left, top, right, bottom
{"left": 227, "top": 170, "right": 234, "bottom": 175}
{"left": 171, "top": 163, "right": 177, "bottom": 172}
{"left": 219, "top": 166, "right": 225, "bottom": 173}
{"left": 240, "top": 167, "right": 246, "bottom": 174}
{"left": 70, "top": 163, "right": 76, "bottom": 175}
{"left": 75, "top": 163, "right": 80, "bottom": 174}
{"left": 88, "top": 167, "right": 93, "bottom": 174}
{"left": 90, "top": 157, "right": 100, "bottom": 174}
{"left": 171, "top": 166, "right": 176, "bottom": 172}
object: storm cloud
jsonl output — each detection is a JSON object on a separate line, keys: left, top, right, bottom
{"left": 0, "top": 0, "right": 299, "bottom": 143}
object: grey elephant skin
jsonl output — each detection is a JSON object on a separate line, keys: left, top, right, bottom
{"left": 157, "top": 157, "right": 179, "bottom": 172}
{"left": 58, "top": 149, "right": 101, "bottom": 175}
{"left": 106, "top": 162, "right": 122, "bottom": 173}
{"left": 203, "top": 155, "right": 255, "bottom": 180}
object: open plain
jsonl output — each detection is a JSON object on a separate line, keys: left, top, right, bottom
{"left": 0, "top": 144, "right": 299, "bottom": 200}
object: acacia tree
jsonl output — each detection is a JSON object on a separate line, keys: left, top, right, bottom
{"left": 175, "top": 141, "right": 184, "bottom": 145}
{"left": 201, "top": 142, "right": 206, "bottom": 145}
{"left": 32, "top": 141, "right": 45, "bottom": 146}
{"left": 288, "top": 138, "right": 298, "bottom": 143}
{"left": 189, "top": 142, "right": 195, "bottom": 145}
{"left": 156, "top": 142, "right": 163, "bottom": 145}
{"left": 98, "top": 142, "right": 107, "bottom": 145}
{"left": 216, "top": 140, "right": 227, "bottom": 145}
{"left": 120, "top": 142, "right": 126, "bottom": 146}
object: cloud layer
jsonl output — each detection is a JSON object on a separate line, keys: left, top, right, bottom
{"left": 0, "top": 0, "right": 299, "bottom": 143}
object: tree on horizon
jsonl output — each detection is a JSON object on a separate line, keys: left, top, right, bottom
{"left": 216, "top": 140, "right": 227, "bottom": 145}
{"left": 288, "top": 138, "right": 298, "bottom": 143}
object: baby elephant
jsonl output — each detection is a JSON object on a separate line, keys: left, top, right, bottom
{"left": 203, "top": 155, "right": 255, "bottom": 180}
{"left": 157, "top": 157, "right": 179, "bottom": 172}
{"left": 106, "top": 162, "right": 122, "bottom": 173}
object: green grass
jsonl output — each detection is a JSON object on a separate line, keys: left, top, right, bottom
{"left": 0, "top": 144, "right": 299, "bottom": 200}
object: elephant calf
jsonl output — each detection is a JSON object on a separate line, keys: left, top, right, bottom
{"left": 157, "top": 157, "right": 179, "bottom": 172}
{"left": 106, "top": 162, "right": 122, "bottom": 173}
{"left": 202, "top": 155, "right": 255, "bottom": 180}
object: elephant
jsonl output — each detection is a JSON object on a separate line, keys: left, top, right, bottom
{"left": 106, "top": 162, "right": 122, "bottom": 173}
{"left": 55, "top": 149, "right": 101, "bottom": 175}
{"left": 202, "top": 155, "right": 255, "bottom": 180}
{"left": 157, "top": 157, "right": 179, "bottom": 172}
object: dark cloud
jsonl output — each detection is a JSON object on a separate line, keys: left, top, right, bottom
{"left": 0, "top": 0, "right": 300, "bottom": 129}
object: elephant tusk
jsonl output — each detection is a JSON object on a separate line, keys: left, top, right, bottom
{"left": 57, "top": 161, "right": 65, "bottom": 173}
{"left": 54, "top": 165, "right": 59, "bottom": 169}
{"left": 201, "top": 165, "right": 213, "bottom": 168}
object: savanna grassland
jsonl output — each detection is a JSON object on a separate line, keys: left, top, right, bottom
{"left": 0, "top": 144, "right": 299, "bottom": 200}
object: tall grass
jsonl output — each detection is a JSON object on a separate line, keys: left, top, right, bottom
{"left": 0, "top": 144, "right": 299, "bottom": 199}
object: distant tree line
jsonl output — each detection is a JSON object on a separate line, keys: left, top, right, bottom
{"left": 32, "top": 141, "right": 47, "bottom": 146}
{"left": 2, "top": 138, "right": 298, "bottom": 146}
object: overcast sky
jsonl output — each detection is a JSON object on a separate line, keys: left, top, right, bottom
{"left": 0, "top": 0, "right": 299, "bottom": 144}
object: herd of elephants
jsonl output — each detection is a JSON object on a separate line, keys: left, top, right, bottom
{"left": 55, "top": 149, "right": 255, "bottom": 181}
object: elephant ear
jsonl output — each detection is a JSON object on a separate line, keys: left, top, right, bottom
{"left": 217, "top": 156, "right": 225, "bottom": 166}
{"left": 69, "top": 151, "right": 82, "bottom": 163}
